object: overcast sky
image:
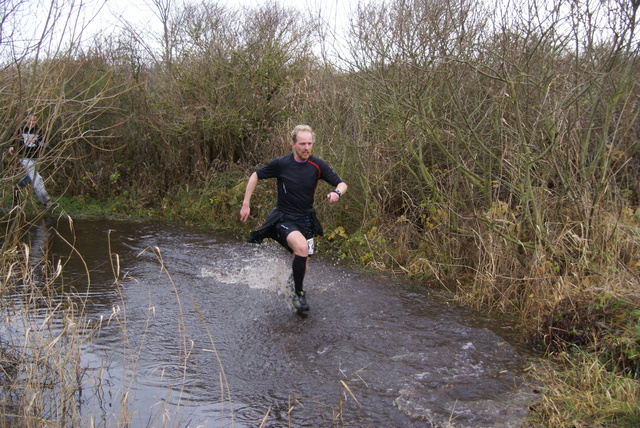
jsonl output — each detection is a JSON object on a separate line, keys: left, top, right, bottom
{"left": 0, "top": 0, "right": 358, "bottom": 65}
{"left": 86, "top": 0, "right": 352, "bottom": 38}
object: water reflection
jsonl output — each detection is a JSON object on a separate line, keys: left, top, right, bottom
{"left": 11, "top": 218, "right": 536, "bottom": 427}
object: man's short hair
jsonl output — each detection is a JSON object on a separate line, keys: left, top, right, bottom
{"left": 291, "top": 125, "right": 314, "bottom": 143}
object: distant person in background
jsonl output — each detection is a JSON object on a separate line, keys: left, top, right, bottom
{"left": 240, "top": 124, "right": 347, "bottom": 312}
{"left": 7, "top": 114, "right": 52, "bottom": 208}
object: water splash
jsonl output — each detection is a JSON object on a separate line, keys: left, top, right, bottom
{"left": 200, "top": 243, "right": 294, "bottom": 296}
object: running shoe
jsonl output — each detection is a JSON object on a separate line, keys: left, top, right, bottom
{"left": 292, "top": 291, "right": 310, "bottom": 312}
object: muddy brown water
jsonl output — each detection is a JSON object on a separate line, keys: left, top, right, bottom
{"left": 20, "top": 217, "right": 537, "bottom": 427}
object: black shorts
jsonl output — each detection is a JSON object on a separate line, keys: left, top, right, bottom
{"left": 275, "top": 220, "right": 313, "bottom": 250}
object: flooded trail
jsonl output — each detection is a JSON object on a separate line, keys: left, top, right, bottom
{"left": 33, "top": 217, "right": 535, "bottom": 427}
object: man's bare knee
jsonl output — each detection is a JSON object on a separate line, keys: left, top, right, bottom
{"left": 287, "top": 232, "right": 308, "bottom": 257}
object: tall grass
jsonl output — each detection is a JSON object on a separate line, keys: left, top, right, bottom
{"left": 527, "top": 350, "right": 640, "bottom": 427}
{"left": 0, "top": 216, "right": 99, "bottom": 426}
{"left": 0, "top": 216, "right": 236, "bottom": 426}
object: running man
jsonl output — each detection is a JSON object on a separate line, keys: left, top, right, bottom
{"left": 8, "top": 114, "right": 52, "bottom": 208}
{"left": 240, "top": 125, "right": 347, "bottom": 312}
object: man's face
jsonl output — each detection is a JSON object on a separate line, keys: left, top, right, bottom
{"left": 292, "top": 131, "right": 313, "bottom": 161}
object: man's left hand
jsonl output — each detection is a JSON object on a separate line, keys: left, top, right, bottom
{"left": 327, "top": 191, "right": 340, "bottom": 204}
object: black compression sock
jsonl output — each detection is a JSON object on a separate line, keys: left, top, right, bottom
{"left": 292, "top": 255, "right": 307, "bottom": 295}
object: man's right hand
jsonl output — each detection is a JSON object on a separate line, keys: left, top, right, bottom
{"left": 239, "top": 204, "right": 250, "bottom": 222}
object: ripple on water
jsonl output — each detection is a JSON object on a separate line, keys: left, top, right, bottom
{"left": 391, "top": 333, "right": 535, "bottom": 427}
